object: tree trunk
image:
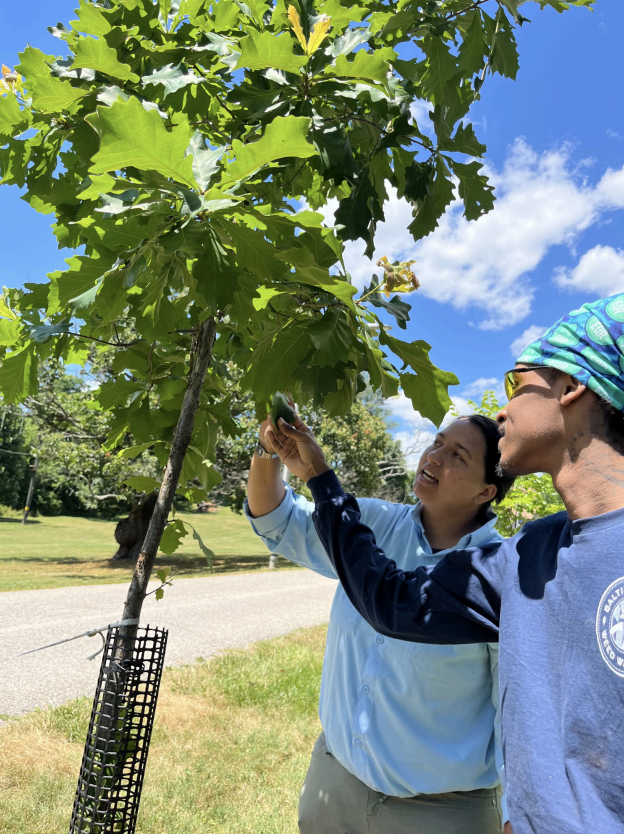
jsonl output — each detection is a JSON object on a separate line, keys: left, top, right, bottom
{"left": 70, "top": 318, "right": 217, "bottom": 832}
{"left": 120, "top": 316, "right": 217, "bottom": 644}
{"left": 22, "top": 455, "right": 38, "bottom": 524}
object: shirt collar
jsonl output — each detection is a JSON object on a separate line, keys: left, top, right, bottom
{"left": 411, "top": 501, "right": 502, "bottom": 554}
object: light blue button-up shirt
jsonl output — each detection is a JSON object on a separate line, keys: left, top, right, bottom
{"left": 245, "top": 488, "right": 507, "bottom": 819}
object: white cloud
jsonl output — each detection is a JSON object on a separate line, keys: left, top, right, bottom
{"left": 340, "top": 140, "right": 624, "bottom": 330}
{"left": 554, "top": 245, "right": 624, "bottom": 297}
{"left": 460, "top": 376, "right": 505, "bottom": 401}
{"left": 510, "top": 325, "right": 547, "bottom": 358}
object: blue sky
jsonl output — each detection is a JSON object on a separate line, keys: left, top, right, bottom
{"left": 2, "top": 1, "right": 624, "bottom": 452}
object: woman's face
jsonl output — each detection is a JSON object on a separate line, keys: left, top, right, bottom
{"left": 413, "top": 419, "right": 496, "bottom": 514}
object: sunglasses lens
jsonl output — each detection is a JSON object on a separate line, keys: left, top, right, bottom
{"left": 505, "top": 372, "right": 518, "bottom": 401}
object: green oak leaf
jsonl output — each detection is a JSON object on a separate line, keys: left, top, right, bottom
{"left": 225, "top": 116, "right": 317, "bottom": 181}
{"left": 0, "top": 347, "right": 37, "bottom": 403}
{"left": 420, "top": 36, "right": 458, "bottom": 103}
{"left": 243, "top": 325, "right": 312, "bottom": 400}
{"left": 438, "top": 123, "right": 487, "bottom": 157}
{"left": 0, "top": 318, "right": 21, "bottom": 346}
{"left": 491, "top": 12, "right": 520, "bottom": 79}
{"left": 449, "top": 159, "right": 495, "bottom": 220}
{"left": 160, "top": 519, "right": 188, "bottom": 555}
{"left": 457, "top": 13, "right": 487, "bottom": 77}
{"left": 123, "top": 475, "right": 161, "bottom": 492}
{"left": 360, "top": 280, "right": 412, "bottom": 330}
{"left": 0, "top": 94, "right": 30, "bottom": 138}
{"left": 381, "top": 331, "right": 459, "bottom": 427}
{"left": 323, "top": 378, "right": 354, "bottom": 416}
{"left": 71, "top": 36, "right": 140, "bottom": 82}
{"left": 141, "top": 63, "right": 204, "bottom": 96}
{"left": 186, "top": 133, "right": 224, "bottom": 192}
{"left": 17, "top": 47, "right": 88, "bottom": 113}
{"left": 70, "top": 0, "right": 113, "bottom": 37}
{"left": 48, "top": 252, "right": 116, "bottom": 315}
{"left": 235, "top": 30, "right": 307, "bottom": 73}
{"left": 333, "top": 49, "right": 395, "bottom": 84}
{"left": 28, "top": 322, "right": 72, "bottom": 343}
{"left": 86, "top": 96, "right": 199, "bottom": 189}
{"left": 408, "top": 158, "right": 455, "bottom": 240}
{"left": 334, "top": 175, "right": 382, "bottom": 243}
{"left": 306, "top": 309, "right": 356, "bottom": 367}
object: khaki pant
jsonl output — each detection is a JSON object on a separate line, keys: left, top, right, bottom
{"left": 299, "top": 733, "right": 502, "bottom": 834}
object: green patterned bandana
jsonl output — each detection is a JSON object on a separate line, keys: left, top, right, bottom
{"left": 517, "top": 293, "right": 624, "bottom": 411}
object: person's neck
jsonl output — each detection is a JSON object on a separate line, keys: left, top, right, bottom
{"left": 552, "top": 439, "right": 624, "bottom": 520}
{"left": 419, "top": 502, "right": 484, "bottom": 551}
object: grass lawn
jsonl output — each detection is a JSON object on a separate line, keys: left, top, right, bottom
{"left": 0, "top": 625, "right": 326, "bottom": 834}
{"left": 0, "top": 509, "right": 296, "bottom": 593}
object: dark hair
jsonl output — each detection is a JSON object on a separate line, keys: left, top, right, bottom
{"left": 595, "top": 396, "right": 624, "bottom": 455}
{"left": 458, "top": 415, "right": 516, "bottom": 520}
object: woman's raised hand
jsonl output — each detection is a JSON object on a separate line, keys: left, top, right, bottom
{"left": 265, "top": 414, "right": 330, "bottom": 483}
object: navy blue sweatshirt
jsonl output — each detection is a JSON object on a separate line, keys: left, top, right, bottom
{"left": 309, "top": 470, "right": 624, "bottom": 834}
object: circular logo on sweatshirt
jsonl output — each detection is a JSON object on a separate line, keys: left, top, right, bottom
{"left": 596, "top": 577, "right": 624, "bottom": 678}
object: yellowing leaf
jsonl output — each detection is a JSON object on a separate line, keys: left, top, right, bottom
{"left": 288, "top": 5, "right": 308, "bottom": 52}
{"left": 307, "top": 16, "right": 331, "bottom": 55}
{"left": 376, "top": 256, "right": 420, "bottom": 296}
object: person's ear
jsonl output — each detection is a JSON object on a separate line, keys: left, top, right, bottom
{"left": 559, "top": 374, "right": 587, "bottom": 408}
{"left": 474, "top": 484, "right": 497, "bottom": 506}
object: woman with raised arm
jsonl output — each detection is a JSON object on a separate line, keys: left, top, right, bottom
{"left": 246, "top": 410, "right": 515, "bottom": 834}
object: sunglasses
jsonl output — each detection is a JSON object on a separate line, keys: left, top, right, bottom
{"left": 503, "top": 366, "right": 543, "bottom": 401}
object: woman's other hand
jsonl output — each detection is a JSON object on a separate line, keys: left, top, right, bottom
{"left": 266, "top": 416, "right": 330, "bottom": 483}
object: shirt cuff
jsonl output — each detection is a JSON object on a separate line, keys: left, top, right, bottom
{"left": 500, "top": 791, "right": 509, "bottom": 824}
{"left": 307, "top": 469, "right": 344, "bottom": 503}
{"left": 243, "top": 485, "right": 293, "bottom": 536}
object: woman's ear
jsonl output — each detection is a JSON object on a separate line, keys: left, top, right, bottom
{"left": 475, "top": 484, "right": 498, "bottom": 506}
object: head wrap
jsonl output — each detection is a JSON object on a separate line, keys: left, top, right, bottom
{"left": 517, "top": 293, "right": 624, "bottom": 411}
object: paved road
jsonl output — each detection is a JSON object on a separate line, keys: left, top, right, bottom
{"left": 0, "top": 570, "right": 337, "bottom": 718}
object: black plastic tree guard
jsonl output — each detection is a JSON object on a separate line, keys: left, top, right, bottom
{"left": 69, "top": 624, "right": 168, "bottom": 834}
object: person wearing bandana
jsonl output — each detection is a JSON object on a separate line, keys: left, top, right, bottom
{"left": 266, "top": 294, "right": 624, "bottom": 834}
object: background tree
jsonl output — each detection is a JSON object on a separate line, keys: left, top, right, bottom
{"left": 21, "top": 359, "right": 160, "bottom": 516}
{"left": 0, "top": 403, "right": 29, "bottom": 511}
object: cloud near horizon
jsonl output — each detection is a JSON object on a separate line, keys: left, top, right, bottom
{"left": 340, "top": 140, "right": 624, "bottom": 330}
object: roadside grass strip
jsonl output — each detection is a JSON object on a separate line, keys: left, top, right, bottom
{"left": 0, "top": 625, "right": 326, "bottom": 833}
{"left": 0, "top": 509, "right": 293, "bottom": 593}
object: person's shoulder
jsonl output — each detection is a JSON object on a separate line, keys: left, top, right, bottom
{"left": 518, "top": 510, "right": 569, "bottom": 536}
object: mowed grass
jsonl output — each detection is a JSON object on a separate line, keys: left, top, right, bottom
{"left": 0, "top": 509, "right": 296, "bottom": 593}
{"left": 0, "top": 625, "right": 326, "bottom": 834}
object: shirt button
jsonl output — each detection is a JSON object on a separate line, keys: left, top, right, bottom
{"left": 362, "top": 685, "right": 370, "bottom": 694}
{"left": 354, "top": 739, "right": 362, "bottom": 748}
{"left": 425, "top": 556, "right": 433, "bottom": 563}
{"left": 376, "top": 635, "right": 384, "bottom": 644}
{"left": 349, "top": 621, "right": 354, "bottom": 628}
